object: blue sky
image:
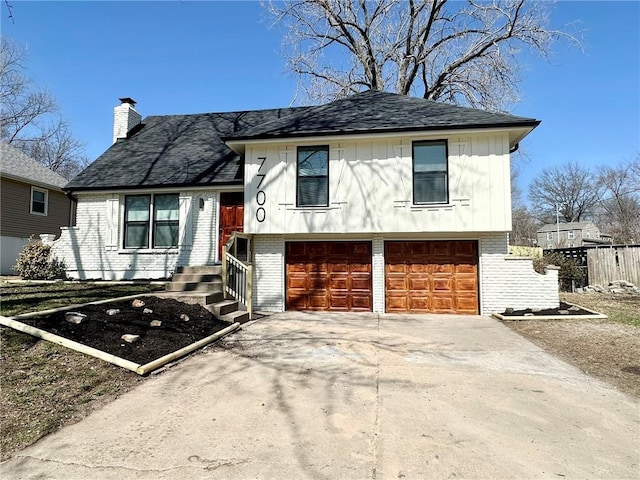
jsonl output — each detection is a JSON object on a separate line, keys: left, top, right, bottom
{"left": 2, "top": 1, "right": 639, "bottom": 203}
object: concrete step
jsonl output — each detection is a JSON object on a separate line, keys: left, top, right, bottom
{"left": 210, "top": 299, "right": 239, "bottom": 317}
{"left": 154, "top": 291, "right": 224, "bottom": 306}
{"left": 221, "top": 309, "right": 250, "bottom": 324}
{"left": 171, "top": 273, "right": 221, "bottom": 283}
{"left": 165, "top": 280, "right": 223, "bottom": 293}
{"left": 175, "top": 265, "right": 222, "bottom": 275}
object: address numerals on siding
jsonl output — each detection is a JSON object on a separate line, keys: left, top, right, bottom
{"left": 256, "top": 156, "right": 267, "bottom": 223}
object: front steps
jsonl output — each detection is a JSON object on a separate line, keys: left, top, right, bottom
{"left": 163, "top": 265, "right": 249, "bottom": 324}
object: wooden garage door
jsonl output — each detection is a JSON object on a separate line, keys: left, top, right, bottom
{"left": 385, "top": 241, "right": 478, "bottom": 314}
{"left": 286, "top": 241, "right": 372, "bottom": 311}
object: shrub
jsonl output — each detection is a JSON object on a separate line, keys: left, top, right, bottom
{"left": 13, "top": 239, "right": 66, "bottom": 280}
{"left": 533, "top": 252, "right": 585, "bottom": 291}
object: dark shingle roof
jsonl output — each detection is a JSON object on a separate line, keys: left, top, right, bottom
{"left": 0, "top": 142, "right": 68, "bottom": 189}
{"left": 65, "top": 107, "right": 308, "bottom": 191}
{"left": 66, "top": 90, "right": 539, "bottom": 192}
{"left": 224, "top": 90, "right": 540, "bottom": 141}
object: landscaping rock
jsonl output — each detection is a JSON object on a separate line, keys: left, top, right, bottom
{"left": 524, "top": 313, "right": 534, "bottom": 317}
{"left": 568, "top": 305, "right": 581, "bottom": 312}
{"left": 559, "top": 310, "right": 569, "bottom": 315}
{"left": 180, "top": 314, "right": 190, "bottom": 322}
{"left": 143, "top": 308, "right": 153, "bottom": 314}
{"left": 150, "top": 320, "right": 162, "bottom": 327}
{"left": 132, "top": 299, "right": 145, "bottom": 308}
{"left": 65, "top": 312, "right": 87, "bottom": 324}
{"left": 121, "top": 334, "right": 140, "bottom": 343}
{"left": 106, "top": 309, "right": 120, "bottom": 316}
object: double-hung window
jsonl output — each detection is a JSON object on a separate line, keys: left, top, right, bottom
{"left": 413, "top": 140, "right": 448, "bottom": 204}
{"left": 124, "top": 194, "right": 179, "bottom": 248}
{"left": 297, "top": 146, "right": 329, "bottom": 207}
{"left": 30, "top": 186, "right": 48, "bottom": 215}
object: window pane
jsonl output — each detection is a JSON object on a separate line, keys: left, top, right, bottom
{"left": 155, "top": 194, "right": 179, "bottom": 221}
{"left": 298, "top": 147, "right": 328, "bottom": 176}
{"left": 154, "top": 223, "right": 178, "bottom": 247}
{"left": 298, "top": 177, "right": 328, "bottom": 206}
{"left": 125, "top": 224, "right": 149, "bottom": 248}
{"left": 125, "top": 196, "right": 150, "bottom": 221}
{"left": 414, "top": 173, "right": 447, "bottom": 204}
{"left": 414, "top": 142, "right": 447, "bottom": 172}
{"left": 33, "top": 190, "right": 46, "bottom": 202}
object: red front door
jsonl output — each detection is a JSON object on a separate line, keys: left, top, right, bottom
{"left": 219, "top": 192, "right": 244, "bottom": 259}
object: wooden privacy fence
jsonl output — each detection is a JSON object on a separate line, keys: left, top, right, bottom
{"left": 586, "top": 245, "right": 640, "bottom": 287}
{"left": 546, "top": 245, "right": 640, "bottom": 287}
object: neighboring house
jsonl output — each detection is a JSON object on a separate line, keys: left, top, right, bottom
{"left": 0, "top": 142, "right": 72, "bottom": 275}
{"left": 537, "top": 222, "right": 612, "bottom": 249}
{"left": 52, "top": 92, "right": 560, "bottom": 315}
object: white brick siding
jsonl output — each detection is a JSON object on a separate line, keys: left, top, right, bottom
{"left": 252, "top": 234, "right": 285, "bottom": 311}
{"left": 52, "top": 190, "right": 220, "bottom": 280}
{"left": 479, "top": 232, "right": 559, "bottom": 314}
{"left": 372, "top": 235, "right": 385, "bottom": 313}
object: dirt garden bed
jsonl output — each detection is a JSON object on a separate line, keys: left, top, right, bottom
{"left": 5, "top": 296, "right": 233, "bottom": 366}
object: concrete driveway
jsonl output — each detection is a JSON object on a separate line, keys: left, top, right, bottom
{"left": 1, "top": 312, "right": 638, "bottom": 479}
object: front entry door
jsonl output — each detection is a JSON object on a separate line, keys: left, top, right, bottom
{"left": 219, "top": 192, "right": 244, "bottom": 260}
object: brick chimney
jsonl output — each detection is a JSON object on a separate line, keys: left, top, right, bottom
{"left": 113, "top": 97, "right": 142, "bottom": 143}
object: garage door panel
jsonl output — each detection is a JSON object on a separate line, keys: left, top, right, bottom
{"left": 386, "top": 293, "right": 408, "bottom": 311}
{"left": 408, "top": 296, "right": 430, "bottom": 311}
{"left": 456, "top": 295, "right": 478, "bottom": 313}
{"left": 286, "top": 241, "right": 372, "bottom": 312}
{"left": 456, "top": 277, "right": 477, "bottom": 292}
{"left": 433, "top": 276, "right": 453, "bottom": 291}
{"left": 408, "top": 276, "right": 430, "bottom": 290}
{"left": 329, "top": 275, "right": 348, "bottom": 290}
{"left": 409, "top": 263, "right": 429, "bottom": 273}
{"left": 385, "top": 241, "right": 478, "bottom": 314}
{"left": 329, "top": 262, "right": 349, "bottom": 273}
{"left": 352, "top": 276, "right": 372, "bottom": 290}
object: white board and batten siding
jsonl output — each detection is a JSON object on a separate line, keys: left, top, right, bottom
{"left": 243, "top": 133, "right": 512, "bottom": 235}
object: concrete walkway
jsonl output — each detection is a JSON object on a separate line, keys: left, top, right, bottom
{"left": 2, "top": 312, "right": 638, "bottom": 479}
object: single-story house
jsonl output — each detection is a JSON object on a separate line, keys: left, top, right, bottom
{"left": 0, "top": 142, "right": 72, "bottom": 274}
{"left": 52, "top": 92, "right": 559, "bottom": 315}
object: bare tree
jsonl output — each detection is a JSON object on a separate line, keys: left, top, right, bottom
{"left": 528, "top": 161, "right": 602, "bottom": 224}
{"left": 266, "top": 0, "right": 577, "bottom": 109}
{"left": 1, "top": 36, "right": 87, "bottom": 178}
{"left": 594, "top": 156, "right": 640, "bottom": 243}
{"left": 12, "top": 118, "right": 90, "bottom": 179}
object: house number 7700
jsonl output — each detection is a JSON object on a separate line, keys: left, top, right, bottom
{"left": 256, "top": 157, "right": 266, "bottom": 223}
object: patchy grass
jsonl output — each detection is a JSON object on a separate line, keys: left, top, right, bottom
{"left": 504, "top": 292, "right": 640, "bottom": 398}
{"left": 0, "top": 281, "right": 164, "bottom": 460}
{"left": 561, "top": 292, "right": 640, "bottom": 327}
{"left": 0, "top": 281, "right": 164, "bottom": 317}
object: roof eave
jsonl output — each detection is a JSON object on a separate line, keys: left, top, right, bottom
{"left": 64, "top": 179, "right": 244, "bottom": 194}
{"left": 1, "top": 172, "right": 66, "bottom": 191}
{"left": 225, "top": 120, "right": 541, "bottom": 146}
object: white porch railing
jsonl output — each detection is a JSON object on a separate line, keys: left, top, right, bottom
{"left": 222, "top": 232, "right": 253, "bottom": 319}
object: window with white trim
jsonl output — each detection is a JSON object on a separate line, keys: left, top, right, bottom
{"left": 568, "top": 230, "right": 575, "bottom": 240}
{"left": 297, "top": 146, "right": 329, "bottom": 207}
{"left": 546, "top": 231, "right": 553, "bottom": 241}
{"left": 413, "top": 140, "right": 448, "bottom": 204}
{"left": 124, "top": 194, "right": 179, "bottom": 248}
{"left": 30, "top": 186, "right": 48, "bottom": 216}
